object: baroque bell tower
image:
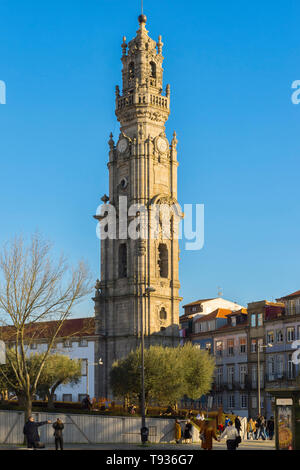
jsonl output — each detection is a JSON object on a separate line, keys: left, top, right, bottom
{"left": 94, "top": 14, "right": 181, "bottom": 399}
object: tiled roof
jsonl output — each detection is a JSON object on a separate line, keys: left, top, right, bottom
{"left": 0, "top": 317, "right": 95, "bottom": 342}
{"left": 182, "top": 298, "right": 216, "bottom": 308}
{"left": 277, "top": 290, "right": 300, "bottom": 301}
{"left": 194, "top": 308, "right": 232, "bottom": 323}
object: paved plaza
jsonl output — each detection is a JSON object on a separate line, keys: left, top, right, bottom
{"left": 0, "top": 439, "right": 275, "bottom": 451}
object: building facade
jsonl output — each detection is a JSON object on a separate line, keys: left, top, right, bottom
{"left": 213, "top": 310, "right": 249, "bottom": 416}
{"left": 180, "top": 291, "right": 300, "bottom": 418}
{"left": 2, "top": 318, "right": 97, "bottom": 402}
{"left": 94, "top": 15, "right": 182, "bottom": 398}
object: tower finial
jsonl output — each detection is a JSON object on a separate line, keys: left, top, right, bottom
{"left": 138, "top": 0, "right": 147, "bottom": 25}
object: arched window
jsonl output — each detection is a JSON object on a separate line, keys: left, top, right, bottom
{"left": 160, "top": 307, "right": 167, "bottom": 320}
{"left": 150, "top": 61, "right": 156, "bottom": 78}
{"left": 119, "top": 243, "right": 127, "bottom": 278}
{"left": 128, "top": 62, "right": 135, "bottom": 79}
{"left": 158, "top": 243, "right": 168, "bottom": 278}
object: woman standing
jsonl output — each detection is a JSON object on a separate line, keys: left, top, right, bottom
{"left": 200, "top": 420, "right": 218, "bottom": 451}
{"left": 53, "top": 418, "right": 64, "bottom": 450}
{"left": 175, "top": 420, "right": 182, "bottom": 444}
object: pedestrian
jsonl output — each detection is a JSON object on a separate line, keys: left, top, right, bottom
{"left": 23, "top": 416, "right": 52, "bottom": 449}
{"left": 52, "top": 418, "right": 64, "bottom": 450}
{"left": 224, "top": 415, "right": 230, "bottom": 427}
{"left": 266, "top": 416, "right": 275, "bottom": 440}
{"left": 219, "top": 420, "right": 239, "bottom": 450}
{"left": 175, "top": 419, "right": 182, "bottom": 444}
{"left": 256, "top": 415, "right": 266, "bottom": 440}
{"left": 247, "top": 417, "right": 256, "bottom": 440}
{"left": 234, "top": 416, "right": 241, "bottom": 435}
{"left": 82, "top": 394, "right": 92, "bottom": 411}
{"left": 183, "top": 419, "right": 193, "bottom": 443}
{"left": 200, "top": 420, "right": 218, "bottom": 451}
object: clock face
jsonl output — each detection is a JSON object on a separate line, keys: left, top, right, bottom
{"left": 120, "top": 177, "right": 128, "bottom": 190}
{"left": 117, "top": 138, "right": 128, "bottom": 153}
{"left": 157, "top": 137, "right": 168, "bottom": 153}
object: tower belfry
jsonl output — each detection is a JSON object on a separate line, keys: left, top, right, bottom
{"left": 94, "top": 15, "right": 181, "bottom": 398}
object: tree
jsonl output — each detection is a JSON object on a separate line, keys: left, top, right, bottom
{"left": 110, "top": 344, "right": 215, "bottom": 412}
{"left": 0, "top": 234, "right": 92, "bottom": 421}
{"left": 34, "top": 353, "right": 82, "bottom": 408}
{"left": 180, "top": 342, "right": 215, "bottom": 400}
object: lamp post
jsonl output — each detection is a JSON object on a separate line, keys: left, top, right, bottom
{"left": 257, "top": 342, "right": 273, "bottom": 416}
{"left": 140, "top": 286, "right": 156, "bottom": 443}
{"left": 85, "top": 357, "right": 103, "bottom": 396}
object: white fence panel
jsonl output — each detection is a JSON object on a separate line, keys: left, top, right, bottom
{"left": 0, "top": 410, "right": 201, "bottom": 445}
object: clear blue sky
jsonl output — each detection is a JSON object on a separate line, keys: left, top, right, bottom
{"left": 0, "top": 0, "right": 299, "bottom": 316}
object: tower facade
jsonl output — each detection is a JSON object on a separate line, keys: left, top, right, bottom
{"left": 94, "top": 15, "right": 181, "bottom": 398}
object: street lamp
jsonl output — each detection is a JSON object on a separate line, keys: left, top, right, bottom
{"left": 257, "top": 342, "right": 273, "bottom": 416}
{"left": 140, "top": 286, "right": 156, "bottom": 444}
{"left": 85, "top": 357, "right": 104, "bottom": 396}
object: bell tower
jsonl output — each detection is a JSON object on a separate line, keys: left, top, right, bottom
{"left": 94, "top": 15, "right": 182, "bottom": 399}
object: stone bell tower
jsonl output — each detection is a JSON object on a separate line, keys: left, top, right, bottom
{"left": 94, "top": 14, "right": 181, "bottom": 399}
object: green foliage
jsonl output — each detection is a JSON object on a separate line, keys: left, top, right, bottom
{"left": 110, "top": 344, "right": 215, "bottom": 408}
{"left": 179, "top": 343, "right": 215, "bottom": 400}
{"left": 35, "top": 353, "right": 82, "bottom": 402}
{"left": 0, "top": 349, "right": 81, "bottom": 404}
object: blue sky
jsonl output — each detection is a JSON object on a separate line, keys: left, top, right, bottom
{"left": 0, "top": 0, "right": 299, "bottom": 316}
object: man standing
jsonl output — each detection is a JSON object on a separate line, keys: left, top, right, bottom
{"left": 52, "top": 418, "right": 64, "bottom": 450}
{"left": 23, "top": 416, "right": 51, "bottom": 449}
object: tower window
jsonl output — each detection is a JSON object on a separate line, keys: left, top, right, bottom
{"left": 129, "top": 62, "right": 135, "bottom": 80}
{"left": 160, "top": 307, "right": 167, "bottom": 320}
{"left": 119, "top": 243, "right": 127, "bottom": 278}
{"left": 150, "top": 61, "right": 156, "bottom": 78}
{"left": 158, "top": 243, "right": 168, "bottom": 278}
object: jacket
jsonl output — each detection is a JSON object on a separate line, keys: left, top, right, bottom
{"left": 220, "top": 425, "right": 239, "bottom": 441}
{"left": 175, "top": 422, "right": 182, "bottom": 440}
{"left": 23, "top": 421, "right": 48, "bottom": 443}
{"left": 53, "top": 421, "right": 64, "bottom": 438}
{"left": 201, "top": 427, "right": 218, "bottom": 450}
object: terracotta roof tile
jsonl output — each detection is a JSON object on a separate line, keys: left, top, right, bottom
{"left": 277, "top": 290, "right": 300, "bottom": 301}
{"left": 0, "top": 317, "right": 95, "bottom": 342}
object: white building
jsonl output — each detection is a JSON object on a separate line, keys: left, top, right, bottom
{"left": 3, "top": 317, "right": 99, "bottom": 402}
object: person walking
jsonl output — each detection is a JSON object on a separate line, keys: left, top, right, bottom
{"left": 23, "top": 416, "right": 52, "bottom": 449}
{"left": 247, "top": 417, "right": 256, "bottom": 440}
{"left": 219, "top": 420, "right": 239, "bottom": 450}
{"left": 52, "top": 418, "right": 64, "bottom": 450}
{"left": 183, "top": 420, "right": 193, "bottom": 444}
{"left": 200, "top": 420, "right": 218, "bottom": 451}
{"left": 234, "top": 416, "right": 241, "bottom": 435}
{"left": 256, "top": 415, "right": 266, "bottom": 440}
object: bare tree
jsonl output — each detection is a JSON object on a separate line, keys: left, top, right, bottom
{"left": 0, "top": 234, "right": 92, "bottom": 420}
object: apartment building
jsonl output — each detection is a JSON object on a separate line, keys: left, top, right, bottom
{"left": 180, "top": 290, "right": 300, "bottom": 418}
{"left": 213, "top": 309, "right": 248, "bottom": 416}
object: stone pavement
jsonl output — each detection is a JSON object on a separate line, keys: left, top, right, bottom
{"left": 0, "top": 439, "right": 275, "bottom": 451}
